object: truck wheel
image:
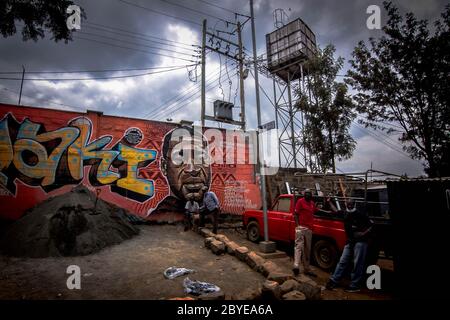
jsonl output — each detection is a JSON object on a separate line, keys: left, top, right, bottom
{"left": 313, "top": 240, "right": 338, "bottom": 272}
{"left": 246, "top": 221, "right": 260, "bottom": 242}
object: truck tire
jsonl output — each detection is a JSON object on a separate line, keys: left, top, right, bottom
{"left": 312, "top": 239, "right": 338, "bottom": 271}
{"left": 246, "top": 221, "right": 260, "bottom": 242}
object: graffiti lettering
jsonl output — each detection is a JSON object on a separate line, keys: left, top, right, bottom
{"left": 0, "top": 114, "right": 157, "bottom": 202}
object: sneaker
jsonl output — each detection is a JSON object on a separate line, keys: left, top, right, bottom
{"left": 344, "top": 286, "right": 361, "bottom": 293}
{"left": 292, "top": 267, "right": 299, "bottom": 276}
{"left": 304, "top": 270, "right": 317, "bottom": 278}
{"left": 325, "top": 280, "right": 338, "bottom": 290}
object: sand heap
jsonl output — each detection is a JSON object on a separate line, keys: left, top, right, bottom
{"left": 0, "top": 185, "right": 139, "bottom": 258}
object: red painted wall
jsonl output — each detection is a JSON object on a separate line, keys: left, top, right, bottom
{"left": 0, "top": 104, "right": 261, "bottom": 221}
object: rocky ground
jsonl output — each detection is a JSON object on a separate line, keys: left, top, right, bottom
{"left": 0, "top": 221, "right": 394, "bottom": 300}
{"left": 0, "top": 224, "right": 264, "bottom": 300}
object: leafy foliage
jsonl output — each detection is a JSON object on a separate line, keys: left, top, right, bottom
{"left": 346, "top": 1, "right": 450, "bottom": 177}
{"left": 0, "top": 0, "right": 85, "bottom": 43}
{"left": 296, "top": 45, "right": 356, "bottom": 173}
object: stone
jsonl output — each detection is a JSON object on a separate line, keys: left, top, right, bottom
{"left": 280, "top": 279, "right": 299, "bottom": 295}
{"left": 198, "top": 291, "right": 225, "bottom": 300}
{"left": 261, "top": 261, "right": 281, "bottom": 277}
{"left": 256, "top": 250, "right": 288, "bottom": 260}
{"left": 235, "top": 246, "right": 249, "bottom": 262}
{"left": 204, "top": 237, "right": 215, "bottom": 249}
{"left": 200, "top": 228, "right": 214, "bottom": 238}
{"left": 296, "top": 274, "right": 322, "bottom": 300}
{"left": 282, "top": 290, "right": 306, "bottom": 300}
{"left": 214, "top": 234, "right": 229, "bottom": 243}
{"left": 234, "top": 288, "right": 262, "bottom": 300}
{"left": 246, "top": 251, "right": 266, "bottom": 272}
{"left": 267, "top": 272, "right": 294, "bottom": 284}
{"left": 225, "top": 241, "right": 239, "bottom": 255}
{"left": 259, "top": 241, "right": 276, "bottom": 253}
{"left": 261, "top": 280, "right": 281, "bottom": 300}
{"left": 210, "top": 240, "right": 226, "bottom": 255}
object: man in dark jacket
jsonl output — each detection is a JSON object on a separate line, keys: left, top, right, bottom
{"left": 326, "top": 199, "right": 373, "bottom": 292}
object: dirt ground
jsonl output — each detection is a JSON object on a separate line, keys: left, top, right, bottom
{"left": 0, "top": 224, "right": 265, "bottom": 300}
{"left": 219, "top": 225, "right": 394, "bottom": 300}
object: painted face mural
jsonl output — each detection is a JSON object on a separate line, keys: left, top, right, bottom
{"left": 160, "top": 127, "right": 211, "bottom": 203}
{"left": 0, "top": 105, "right": 262, "bottom": 221}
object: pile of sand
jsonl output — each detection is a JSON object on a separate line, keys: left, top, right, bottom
{"left": 0, "top": 185, "right": 139, "bottom": 258}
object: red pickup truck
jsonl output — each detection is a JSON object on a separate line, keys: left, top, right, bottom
{"left": 243, "top": 194, "right": 347, "bottom": 271}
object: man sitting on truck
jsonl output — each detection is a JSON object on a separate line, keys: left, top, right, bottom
{"left": 293, "top": 189, "right": 318, "bottom": 277}
{"left": 326, "top": 199, "right": 373, "bottom": 293}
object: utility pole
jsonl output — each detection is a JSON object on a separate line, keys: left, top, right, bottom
{"left": 201, "top": 19, "right": 207, "bottom": 127}
{"left": 18, "top": 65, "right": 25, "bottom": 105}
{"left": 237, "top": 21, "right": 246, "bottom": 131}
{"left": 250, "top": 0, "right": 275, "bottom": 253}
{"left": 201, "top": 19, "right": 246, "bottom": 129}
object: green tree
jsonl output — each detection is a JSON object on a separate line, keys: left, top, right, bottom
{"left": 296, "top": 45, "right": 356, "bottom": 173}
{"left": 0, "top": 0, "right": 85, "bottom": 43}
{"left": 346, "top": 1, "right": 450, "bottom": 177}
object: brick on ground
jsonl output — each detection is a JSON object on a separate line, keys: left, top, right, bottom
{"left": 261, "top": 260, "right": 281, "bottom": 277}
{"left": 225, "top": 241, "right": 239, "bottom": 255}
{"left": 204, "top": 237, "right": 215, "bottom": 249}
{"left": 267, "top": 272, "right": 294, "bottom": 284}
{"left": 210, "top": 240, "right": 226, "bottom": 255}
{"left": 235, "top": 246, "right": 249, "bottom": 262}
{"left": 296, "top": 274, "right": 322, "bottom": 300}
{"left": 246, "top": 251, "right": 266, "bottom": 272}
{"left": 280, "top": 279, "right": 299, "bottom": 295}
{"left": 214, "top": 234, "right": 229, "bottom": 243}
{"left": 261, "top": 280, "right": 281, "bottom": 300}
{"left": 282, "top": 290, "right": 306, "bottom": 300}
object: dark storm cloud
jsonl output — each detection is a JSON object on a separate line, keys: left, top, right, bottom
{"left": 1, "top": 0, "right": 447, "bottom": 176}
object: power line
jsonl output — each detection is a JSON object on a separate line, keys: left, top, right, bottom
{"left": 77, "top": 30, "right": 198, "bottom": 57}
{"left": 145, "top": 66, "right": 226, "bottom": 120}
{"left": 193, "top": 0, "right": 251, "bottom": 18}
{"left": 82, "top": 25, "right": 197, "bottom": 52}
{"left": 353, "top": 122, "right": 417, "bottom": 161}
{"left": 155, "top": 69, "right": 239, "bottom": 121}
{"left": 84, "top": 22, "right": 199, "bottom": 48}
{"left": 0, "top": 65, "right": 191, "bottom": 81}
{"left": 0, "top": 64, "right": 194, "bottom": 75}
{"left": 140, "top": 65, "right": 222, "bottom": 119}
{"left": 158, "top": 0, "right": 236, "bottom": 26}
{"left": 73, "top": 36, "right": 198, "bottom": 63}
{"left": 0, "top": 85, "right": 87, "bottom": 111}
{"left": 117, "top": 0, "right": 202, "bottom": 27}
{"left": 152, "top": 69, "right": 237, "bottom": 120}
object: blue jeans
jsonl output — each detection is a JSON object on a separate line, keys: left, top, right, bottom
{"left": 330, "top": 242, "right": 368, "bottom": 289}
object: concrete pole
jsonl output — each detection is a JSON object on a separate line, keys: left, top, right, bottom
{"left": 201, "top": 20, "right": 207, "bottom": 127}
{"left": 237, "top": 21, "right": 246, "bottom": 131}
{"left": 18, "top": 65, "right": 25, "bottom": 105}
{"left": 250, "top": 0, "right": 274, "bottom": 252}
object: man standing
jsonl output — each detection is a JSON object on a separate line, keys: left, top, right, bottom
{"left": 293, "top": 189, "right": 317, "bottom": 277}
{"left": 326, "top": 199, "right": 373, "bottom": 292}
{"left": 184, "top": 199, "right": 199, "bottom": 231}
{"left": 200, "top": 190, "right": 220, "bottom": 234}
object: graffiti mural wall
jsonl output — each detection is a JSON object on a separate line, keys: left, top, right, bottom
{"left": 0, "top": 104, "right": 261, "bottom": 221}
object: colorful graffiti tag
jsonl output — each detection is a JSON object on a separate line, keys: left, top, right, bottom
{"left": 0, "top": 114, "right": 157, "bottom": 202}
{"left": 0, "top": 104, "right": 262, "bottom": 221}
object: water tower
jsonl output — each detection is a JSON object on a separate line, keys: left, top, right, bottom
{"left": 264, "top": 17, "right": 317, "bottom": 170}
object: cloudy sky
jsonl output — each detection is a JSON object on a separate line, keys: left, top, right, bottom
{"left": 0, "top": 0, "right": 447, "bottom": 177}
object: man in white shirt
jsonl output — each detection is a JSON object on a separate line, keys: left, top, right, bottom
{"left": 200, "top": 191, "right": 220, "bottom": 234}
